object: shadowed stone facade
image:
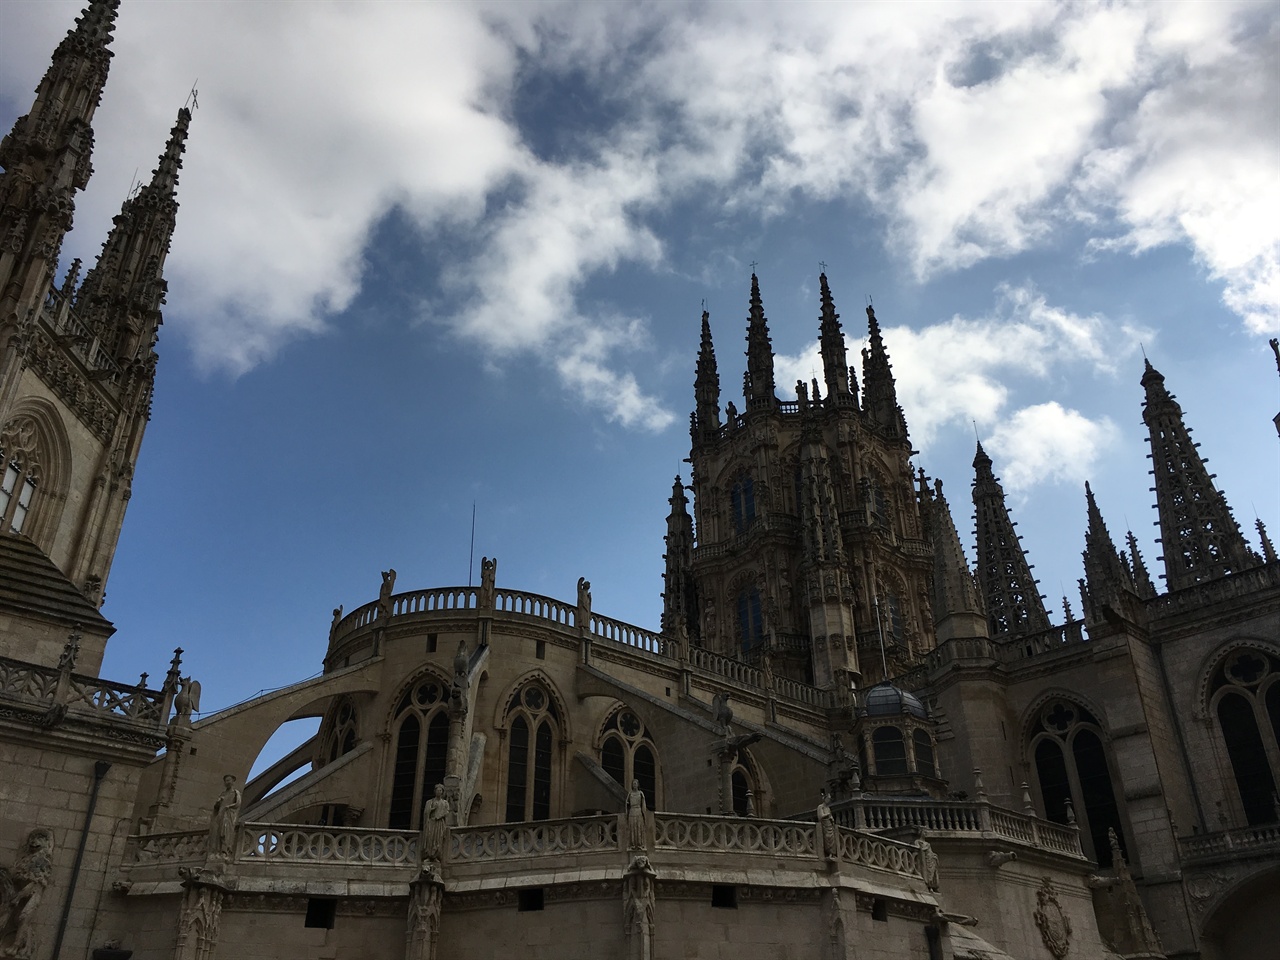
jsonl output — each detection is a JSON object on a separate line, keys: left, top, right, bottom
{"left": 1, "top": 4, "right": 1277, "bottom": 959}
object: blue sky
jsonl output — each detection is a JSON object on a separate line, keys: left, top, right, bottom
{"left": 3, "top": 2, "right": 1277, "bottom": 746}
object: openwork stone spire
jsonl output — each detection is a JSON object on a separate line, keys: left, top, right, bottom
{"left": 860, "top": 304, "right": 907, "bottom": 438}
{"left": 1080, "top": 482, "right": 1144, "bottom": 624}
{"left": 972, "top": 442, "right": 1049, "bottom": 639}
{"left": 743, "top": 274, "right": 776, "bottom": 410}
{"left": 1141, "top": 360, "right": 1253, "bottom": 590}
{"left": 692, "top": 309, "right": 721, "bottom": 445}
{"left": 661, "top": 476, "right": 698, "bottom": 639}
{"left": 0, "top": 0, "right": 119, "bottom": 327}
{"left": 920, "top": 474, "right": 986, "bottom": 642}
{"left": 818, "top": 273, "right": 852, "bottom": 404}
{"left": 1258, "top": 519, "right": 1277, "bottom": 565}
{"left": 77, "top": 106, "right": 191, "bottom": 363}
{"left": 1125, "top": 530, "right": 1157, "bottom": 599}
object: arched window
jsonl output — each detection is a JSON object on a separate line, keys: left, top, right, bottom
{"left": 505, "top": 680, "right": 560, "bottom": 822}
{"left": 0, "top": 419, "right": 41, "bottom": 535}
{"left": 871, "top": 727, "right": 908, "bottom": 776}
{"left": 1211, "top": 649, "right": 1280, "bottom": 826}
{"left": 730, "top": 474, "right": 756, "bottom": 535}
{"left": 320, "top": 698, "right": 359, "bottom": 765}
{"left": 730, "top": 751, "right": 759, "bottom": 816}
{"left": 387, "top": 676, "right": 450, "bottom": 830}
{"left": 598, "top": 706, "right": 660, "bottom": 809}
{"left": 1029, "top": 698, "right": 1127, "bottom": 867}
{"left": 737, "top": 586, "right": 764, "bottom": 653}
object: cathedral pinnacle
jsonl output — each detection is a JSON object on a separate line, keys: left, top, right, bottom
{"left": 972, "top": 442, "right": 1050, "bottom": 639}
{"left": 860, "top": 303, "right": 907, "bottom": 439}
{"left": 693, "top": 308, "right": 721, "bottom": 443}
{"left": 1141, "top": 360, "right": 1254, "bottom": 590}
{"left": 744, "top": 274, "right": 776, "bottom": 409}
{"left": 661, "top": 475, "right": 698, "bottom": 638}
{"left": 818, "top": 273, "right": 851, "bottom": 403}
{"left": 1081, "top": 483, "right": 1136, "bottom": 620}
{"left": 923, "top": 476, "right": 986, "bottom": 641}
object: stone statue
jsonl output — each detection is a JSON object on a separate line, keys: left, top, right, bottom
{"left": 916, "top": 838, "right": 940, "bottom": 890}
{"left": 711, "top": 692, "right": 733, "bottom": 737}
{"left": 816, "top": 789, "right": 838, "bottom": 861}
{"left": 622, "top": 854, "right": 657, "bottom": 960}
{"left": 330, "top": 605, "right": 343, "bottom": 632}
{"left": 626, "top": 779, "right": 648, "bottom": 851}
{"left": 207, "top": 774, "right": 242, "bottom": 862}
{"left": 577, "top": 577, "right": 592, "bottom": 627}
{"left": 479, "top": 556, "right": 497, "bottom": 608}
{"left": 378, "top": 569, "right": 396, "bottom": 618}
{"left": 419, "top": 784, "right": 451, "bottom": 864}
{"left": 173, "top": 676, "right": 200, "bottom": 721}
{"left": 0, "top": 827, "right": 54, "bottom": 959}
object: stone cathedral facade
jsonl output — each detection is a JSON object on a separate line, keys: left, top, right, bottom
{"left": 1, "top": 4, "right": 1277, "bottom": 960}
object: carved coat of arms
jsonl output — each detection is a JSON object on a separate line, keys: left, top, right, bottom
{"left": 1034, "top": 876, "right": 1072, "bottom": 959}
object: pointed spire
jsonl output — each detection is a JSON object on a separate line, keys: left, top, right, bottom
{"left": 76, "top": 106, "right": 191, "bottom": 362}
{"left": 661, "top": 476, "right": 699, "bottom": 639}
{"left": 923, "top": 476, "right": 987, "bottom": 641}
{"left": 860, "top": 303, "right": 907, "bottom": 438}
{"left": 743, "top": 274, "right": 776, "bottom": 409}
{"left": 972, "top": 442, "right": 1050, "bottom": 639}
{"left": 1142, "top": 360, "right": 1254, "bottom": 590}
{"left": 0, "top": 0, "right": 119, "bottom": 329}
{"left": 693, "top": 309, "right": 721, "bottom": 445}
{"left": 1258, "top": 519, "right": 1277, "bottom": 565}
{"left": 1125, "top": 530, "right": 1157, "bottom": 599}
{"left": 1081, "top": 483, "right": 1138, "bottom": 623}
{"left": 818, "top": 274, "right": 852, "bottom": 404}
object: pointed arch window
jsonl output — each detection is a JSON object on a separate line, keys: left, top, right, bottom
{"left": 730, "top": 751, "right": 759, "bottom": 816}
{"left": 0, "top": 420, "right": 41, "bottom": 535}
{"left": 737, "top": 586, "right": 764, "bottom": 653}
{"left": 598, "top": 706, "right": 660, "bottom": 809}
{"left": 320, "top": 698, "right": 359, "bottom": 765}
{"left": 505, "top": 681, "right": 561, "bottom": 822}
{"left": 1029, "top": 699, "right": 1127, "bottom": 867}
{"left": 387, "top": 677, "right": 450, "bottom": 830}
{"left": 1210, "top": 649, "right": 1280, "bottom": 826}
{"left": 730, "top": 474, "right": 756, "bottom": 535}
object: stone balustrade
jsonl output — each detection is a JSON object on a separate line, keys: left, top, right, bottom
{"left": 829, "top": 797, "right": 1085, "bottom": 859}
{"left": 494, "top": 589, "right": 573, "bottom": 625}
{"left": 1148, "top": 562, "right": 1280, "bottom": 622}
{"left": 654, "top": 814, "right": 816, "bottom": 859}
{"left": 450, "top": 814, "right": 619, "bottom": 863}
{"left": 590, "top": 614, "right": 666, "bottom": 655}
{"left": 129, "top": 830, "right": 207, "bottom": 866}
{"left": 0, "top": 654, "right": 167, "bottom": 727}
{"left": 238, "top": 824, "right": 418, "bottom": 868}
{"left": 1179, "top": 822, "right": 1280, "bottom": 864}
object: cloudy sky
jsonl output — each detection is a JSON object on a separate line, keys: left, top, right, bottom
{"left": 3, "top": 1, "right": 1277, "bottom": 757}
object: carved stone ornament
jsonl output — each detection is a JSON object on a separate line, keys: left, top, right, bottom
{"left": 405, "top": 869, "right": 444, "bottom": 960}
{"left": 1034, "top": 876, "right": 1072, "bottom": 959}
{"left": 0, "top": 827, "right": 55, "bottom": 960}
{"left": 173, "top": 879, "right": 226, "bottom": 960}
{"left": 623, "top": 854, "right": 656, "bottom": 960}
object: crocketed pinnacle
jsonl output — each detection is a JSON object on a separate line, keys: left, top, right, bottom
{"left": 818, "top": 273, "right": 851, "bottom": 401}
{"left": 860, "top": 303, "right": 907, "bottom": 438}
{"left": 1258, "top": 519, "right": 1277, "bottom": 565}
{"left": 1125, "top": 531, "right": 1157, "bottom": 599}
{"left": 693, "top": 309, "right": 721, "bottom": 443}
{"left": 1141, "top": 360, "right": 1253, "bottom": 590}
{"left": 743, "top": 274, "right": 776, "bottom": 408}
{"left": 661, "top": 476, "right": 698, "bottom": 638}
{"left": 925, "top": 477, "right": 985, "bottom": 627}
{"left": 972, "top": 442, "right": 1049, "bottom": 639}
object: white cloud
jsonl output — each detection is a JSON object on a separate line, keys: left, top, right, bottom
{"left": 3, "top": 0, "right": 1274, "bottom": 424}
{"left": 986, "top": 402, "right": 1120, "bottom": 492}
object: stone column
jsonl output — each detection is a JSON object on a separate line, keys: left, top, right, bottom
{"left": 405, "top": 866, "right": 444, "bottom": 960}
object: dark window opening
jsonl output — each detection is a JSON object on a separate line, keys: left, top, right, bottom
{"left": 535, "top": 639, "right": 546, "bottom": 660}
{"left": 602, "top": 736, "right": 626, "bottom": 786}
{"left": 1035, "top": 739, "right": 1072, "bottom": 825}
{"left": 517, "top": 888, "right": 545, "bottom": 912}
{"left": 304, "top": 898, "right": 336, "bottom": 929}
{"left": 711, "top": 885, "right": 738, "bottom": 909}
{"left": 426, "top": 633, "right": 438, "bottom": 653}
{"left": 1219, "top": 692, "right": 1278, "bottom": 826}
{"left": 737, "top": 587, "right": 764, "bottom": 652}
{"left": 506, "top": 716, "right": 530, "bottom": 821}
{"left": 872, "top": 727, "right": 908, "bottom": 776}
{"left": 926, "top": 925, "right": 944, "bottom": 960}
{"left": 1073, "top": 729, "right": 1126, "bottom": 867}
{"left": 532, "top": 720, "right": 553, "bottom": 820}
{"left": 421, "top": 711, "right": 449, "bottom": 815}
{"left": 731, "top": 769, "right": 751, "bottom": 816}
{"left": 913, "top": 730, "right": 935, "bottom": 778}
{"left": 871, "top": 898, "right": 888, "bottom": 922}
{"left": 634, "top": 744, "right": 657, "bottom": 810}
{"left": 388, "top": 715, "right": 421, "bottom": 830}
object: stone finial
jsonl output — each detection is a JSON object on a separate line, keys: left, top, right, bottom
{"left": 973, "top": 768, "right": 988, "bottom": 802}
{"left": 1021, "top": 782, "right": 1035, "bottom": 817}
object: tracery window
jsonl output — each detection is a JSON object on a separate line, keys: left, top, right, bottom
{"left": 387, "top": 676, "right": 449, "bottom": 830}
{"left": 0, "top": 422, "right": 40, "bottom": 535}
{"left": 505, "top": 680, "right": 560, "bottom": 822}
{"left": 321, "top": 698, "right": 359, "bottom": 764}
{"left": 1029, "top": 698, "right": 1127, "bottom": 867}
{"left": 598, "top": 705, "right": 659, "bottom": 809}
{"left": 730, "top": 474, "right": 756, "bottom": 535}
{"left": 730, "top": 751, "right": 759, "bottom": 816}
{"left": 1211, "top": 648, "right": 1280, "bottom": 826}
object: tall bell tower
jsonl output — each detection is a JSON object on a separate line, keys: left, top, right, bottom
{"left": 0, "top": 0, "right": 191, "bottom": 649}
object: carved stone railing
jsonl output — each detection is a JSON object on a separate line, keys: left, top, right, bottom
{"left": 654, "top": 814, "right": 816, "bottom": 858}
{"left": 1179, "top": 822, "right": 1280, "bottom": 864}
{"left": 238, "top": 824, "right": 418, "bottom": 867}
{"left": 129, "top": 830, "right": 208, "bottom": 866}
{"left": 994, "top": 622, "right": 1088, "bottom": 664}
{"left": 394, "top": 587, "right": 478, "bottom": 617}
{"left": 835, "top": 831, "right": 923, "bottom": 877}
{"left": 0, "top": 655, "right": 167, "bottom": 726}
{"left": 494, "top": 589, "right": 574, "bottom": 626}
{"left": 449, "top": 815, "right": 619, "bottom": 863}
{"left": 591, "top": 613, "right": 665, "bottom": 655}
{"left": 828, "top": 797, "right": 1085, "bottom": 859}
{"left": 688, "top": 646, "right": 761, "bottom": 688}
{"left": 1148, "top": 562, "right": 1280, "bottom": 622}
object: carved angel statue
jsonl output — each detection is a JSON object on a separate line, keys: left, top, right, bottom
{"left": 816, "top": 789, "right": 838, "bottom": 860}
{"left": 576, "top": 577, "right": 592, "bottom": 625}
{"left": 207, "top": 774, "right": 242, "bottom": 862}
{"left": 0, "top": 827, "right": 54, "bottom": 959}
{"left": 479, "top": 556, "right": 497, "bottom": 607}
{"left": 378, "top": 568, "right": 397, "bottom": 617}
{"left": 419, "top": 784, "right": 451, "bottom": 864}
{"left": 626, "top": 779, "right": 649, "bottom": 851}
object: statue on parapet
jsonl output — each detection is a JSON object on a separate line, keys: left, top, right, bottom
{"left": 626, "top": 779, "right": 650, "bottom": 851}
{"left": 816, "top": 789, "right": 838, "bottom": 861}
{"left": 0, "top": 827, "right": 54, "bottom": 960}
{"left": 207, "top": 774, "right": 242, "bottom": 864}
{"left": 711, "top": 692, "right": 733, "bottom": 737}
{"left": 916, "top": 837, "right": 940, "bottom": 891}
{"left": 419, "top": 784, "right": 451, "bottom": 865}
{"left": 170, "top": 676, "right": 201, "bottom": 731}
{"left": 577, "top": 577, "right": 592, "bottom": 628}
{"left": 479, "top": 557, "right": 496, "bottom": 608}
{"left": 378, "top": 569, "right": 397, "bottom": 619}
